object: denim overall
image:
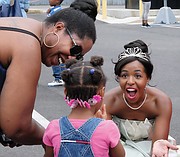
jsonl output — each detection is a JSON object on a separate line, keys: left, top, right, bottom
{"left": 58, "top": 116, "right": 103, "bottom": 157}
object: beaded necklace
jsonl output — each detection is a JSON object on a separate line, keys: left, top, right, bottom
{"left": 123, "top": 93, "right": 147, "bottom": 110}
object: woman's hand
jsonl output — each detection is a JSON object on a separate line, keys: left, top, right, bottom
{"left": 152, "top": 139, "right": 178, "bottom": 157}
{"left": 95, "top": 104, "right": 107, "bottom": 119}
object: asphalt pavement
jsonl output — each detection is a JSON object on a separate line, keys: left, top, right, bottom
{"left": 0, "top": 7, "right": 180, "bottom": 157}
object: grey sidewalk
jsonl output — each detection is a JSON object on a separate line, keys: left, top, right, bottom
{"left": 28, "top": 5, "right": 180, "bottom": 24}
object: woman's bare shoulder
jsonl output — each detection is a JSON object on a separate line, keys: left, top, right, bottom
{"left": 0, "top": 17, "right": 40, "bottom": 25}
{"left": 147, "top": 86, "right": 172, "bottom": 106}
{"left": 105, "top": 86, "right": 121, "bottom": 97}
{"left": 0, "top": 17, "right": 41, "bottom": 34}
{"left": 105, "top": 86, "right": 121, "bottom": 95}
{"left": 104, "top": 86, "right": 122, "bottom": 105}
{"left": 148, "top": 86, "right": 170, "bottom": 98}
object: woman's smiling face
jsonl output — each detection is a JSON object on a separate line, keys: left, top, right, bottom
{"left": 41, "top": 29, "right": 93, "bottom": 67}
{"left": 119, "top": 60, "right": 149, "bottom": 104}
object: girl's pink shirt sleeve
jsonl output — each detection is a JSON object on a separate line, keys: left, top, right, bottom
{"left": 43, "top": 119, "right": 120, "bottom": 157}
{"left": 91, "top": 120, "right": 121, "bottom": 156}
{"left": 43, "top": 119, "right": 60, "bottom": 157}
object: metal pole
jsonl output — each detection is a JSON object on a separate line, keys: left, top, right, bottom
{"left": 102, "top": 0, "right": 107, "bottom": 19}
{"left": 164, "top": 0, "right": 167, "bottom": 7}
{"left": 139, "top": 0, "right": 143, "bottom": 17}
{"left": 97, "top": 0, "right": 101, "bottom": 13}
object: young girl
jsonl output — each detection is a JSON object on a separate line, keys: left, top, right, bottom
{"left": 43, "top": 56, "right": 125, "bottom": 157}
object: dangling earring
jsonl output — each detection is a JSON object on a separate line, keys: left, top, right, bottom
{"left": 43, "top": 31, "right": 60, "bottom": 48}
{"left": 145, "top": 82, "right": 148, "bottom": 91}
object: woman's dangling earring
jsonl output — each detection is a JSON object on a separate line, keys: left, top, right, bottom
{"left": 43, "top": 31, "right": 60, "bottom": 48}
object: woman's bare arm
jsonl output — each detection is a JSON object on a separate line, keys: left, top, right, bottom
{"left": 0, "top": 43, "right": 44, "bottom": 145}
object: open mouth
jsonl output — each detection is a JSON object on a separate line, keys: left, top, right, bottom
{"left": 58, "top": 53, "right": 66, "bottom": 64}
{"left": 59, "top": 57, "right": 63, "bottom": 64}
{"left": 126, "top": 88, "right": 137, "bottom": 99}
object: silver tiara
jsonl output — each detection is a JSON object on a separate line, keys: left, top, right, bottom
{"left": 118, "top": 47, "right": 150, "bottom": 62}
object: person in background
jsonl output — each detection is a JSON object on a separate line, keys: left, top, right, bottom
{"left": 98, "top": 39, "right": 178, "bottom": 156}
{"left": 0, "top": 0, "right": 9, "bottom": 7}
{"left": 141, "top": 0, "right": 151, "bottom": 28}
{"left": 48, "top": 63, "right": 65, "bottom": 86}
{"left": 0, "top": 0, "right": 10, "bottom": 16}
{"left": 0, "top": 0, "right": 97, "bottom": 148}
{"left": 46, "top": 0, "right": 63, "bottom": 17}
{"left": 43, "top": 56, "right": 125, "bottom": 157}
{"left": 0, "top": 0, "right": 23, "bottom": 17}
{"left": 19, "top": 0, "right": 30, "bottom": 17}
{"left": 47, "top": 0, "right": 65, "bottom": 87}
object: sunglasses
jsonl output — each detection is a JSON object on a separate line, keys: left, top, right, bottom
{"left": 66, "top": 28, "right": 83, "bottom": 60}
